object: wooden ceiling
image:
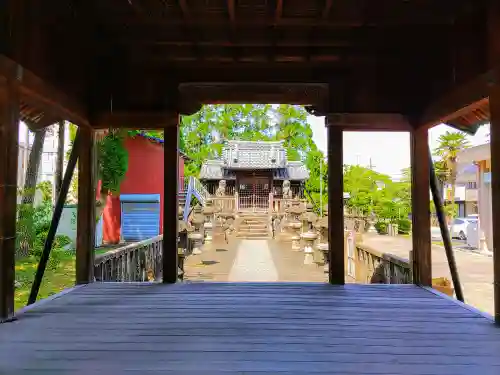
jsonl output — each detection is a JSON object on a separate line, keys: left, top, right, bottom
{"left": 90, "top": 0, "right": 471, "bottom": 67}
{"left": 3, "top": 0, "right": 492, "bottom": 128}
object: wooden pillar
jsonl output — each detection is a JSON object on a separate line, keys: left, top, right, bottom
{"left": 326, "top": 118, "right": 345, "bottom": 284}
{"left": 410, "top": 127, "right": 431, "bottom": 286}
{"left": 0, "top": 80, "right": 19, "bottom": 321}
{"left": 488, "top": 0, "right": 500, "bottom": 323}
{"left": 163, "top": 115, "right": 179, "bottom": 283}
{"left": 76, "top": 127, "right": 96, "bottom": 284}
{"left": 489, "top": 84, "right": 500, "bottom": 323}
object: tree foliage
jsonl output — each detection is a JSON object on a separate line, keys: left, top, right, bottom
{"left": 98, "top": 130, "right": 129, "bottom": 195}
{"left": 343, "top": 165, "right": 412, "bottom": 226}
{"left": 433, "top": 130, "right": 470, "bottom": 218}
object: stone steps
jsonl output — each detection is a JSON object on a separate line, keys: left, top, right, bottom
{"left": 236, "top": 212, "right": 270, "bottom": 239}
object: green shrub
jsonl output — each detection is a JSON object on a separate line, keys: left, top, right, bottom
{"left": 397, "top": 218, "right": 412, "bottom": 234}
{"left": 374, "top": 221, "right": 388, "bottom": 234}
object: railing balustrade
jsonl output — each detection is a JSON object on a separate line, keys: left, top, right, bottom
{"left": 179, "top": 176, "right": 189, "bottom": 193}
{"left": 94, "top": 236, "right": 163, "bottom": 282}
{"left": 191, "top": 176, "right": 210, "bottom": 205}
{"left": 212, "top": 196, "right": 237, "bottom": 213}
{"left": 353, "top": 244, "right": 412, "bottom": 284}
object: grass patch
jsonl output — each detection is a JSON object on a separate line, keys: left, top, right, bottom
{"left": 14, "top": 247, "right": 113, "bottom": 311}
{"left": 15, "top": 250, "right": 76, "bottom": 311}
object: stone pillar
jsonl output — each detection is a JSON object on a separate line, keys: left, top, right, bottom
{"left": 202, "top": 200, "right": 215, "bottom": 245}
{"left": 301, "top": 204, "right": 318, "bottom": 264}
{"left": 287, "top": 200, "right": 304, "bottom": 250}
{"left": 189, "top": 204, "right": 205, "bottom": 255}
{"left": 315, "top": 205, "right": 329, "bottom": 273}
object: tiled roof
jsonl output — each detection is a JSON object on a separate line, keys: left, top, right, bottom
{"left": 199, "top": 141, "right": 309, "bottom": 181}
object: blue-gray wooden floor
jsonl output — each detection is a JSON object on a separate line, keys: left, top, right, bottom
{"left": 1, "top": 282, "right": 499, "bottom": 374}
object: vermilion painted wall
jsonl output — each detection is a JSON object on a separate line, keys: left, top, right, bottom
{"left": 103, "top": 136, "right": 185, "bottom": 244}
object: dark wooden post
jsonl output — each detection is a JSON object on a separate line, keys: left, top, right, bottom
{"left": 163, "top": 115, "right": 179, "bottom": 283}
{"left": 489, "top": 85, "right": 500, "bottom": 323}
{"left": 55, "top": 121, "right": 65, "bottom": 196}
{"left": 76, "top": 127, "right": 96, "bottom": 284}
{"left": 0, "top": 79, "right": 20, "bottom": 322}
{"left": 488, "top": 0, "right": 500, "bottom": 323}
{"left": 410, "top": 127, "right": 432, "bottom": 286}
{"left": 326, "top": 117, "right": 345, "bottom": 284}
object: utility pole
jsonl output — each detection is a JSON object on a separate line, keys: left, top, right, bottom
{"left": 320, "top": 158, "right": 323, "bottom": 216}
{"left": 369, "top": 157, "right": 376, "bottom": 170}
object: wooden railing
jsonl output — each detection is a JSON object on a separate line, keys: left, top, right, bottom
{"left": 94, "top": 235, "right": 163, "bottom": 282}
{"left": 353, "top": 243, "right": 412, "bottom": 284}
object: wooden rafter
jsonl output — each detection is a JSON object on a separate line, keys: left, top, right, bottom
{"left": 227, "top": 0, "right": 235, "bottom": 25}
{"left": 418, "top": 69, "right": 495, "bottom": 129}
{"left": 322, "top": 0, "right": 333, "bottom": 19}
{"left": 178, "top": 0, "right": 191, "bottom": 21}
{"left": 0, "top": 56, "right": 89, "bottom": 127}
{"left": 126, "top": 0, "right": 144, "bottom": 15}
{"left": 275, "top": 0, "right": 283, "bottom": 24}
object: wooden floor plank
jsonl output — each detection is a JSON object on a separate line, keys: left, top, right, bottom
{"left": 1, "top": 283, "right": 499, "bottom": 374}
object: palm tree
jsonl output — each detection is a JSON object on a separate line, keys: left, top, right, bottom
{"left": 433, "top": 131, "right": 470, "bottom": 217}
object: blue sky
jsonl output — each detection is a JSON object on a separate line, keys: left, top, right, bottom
{"left": 308, "top": 115, "right": 491, "bottom": 179}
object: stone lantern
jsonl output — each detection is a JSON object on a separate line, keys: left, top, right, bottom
{"left": 300, "top": 203, "right": 318, "bottom": 232}
{"left": 178, "top": 206, "right": 189, "bottom": 279}
{"left": 315, "top": 204, "right": 329, "bottom": 273}
{"left": 287, "top": 200, "right": 305, "bottom": 250}
{"left": 202, "top": 199, "right": 216, "bottom": 245}
{"left": 300, "top": 204, "right": 318, "bottom": 264}
{"left": 188, "top": 204, "right": 205, "bottom": 255}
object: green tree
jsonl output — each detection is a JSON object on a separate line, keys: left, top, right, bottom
{"left": 433, "top": 131, "right": 470, "bottom": 217}
{"left": 179, "top": 104, "right": 317, "bottom": 176}
{"left": 304, "top": 149, "right": 327, "bottom": 212}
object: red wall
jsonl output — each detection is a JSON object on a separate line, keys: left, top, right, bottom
{"left": 103, "top": 136, "right": 185, "bottom": 244}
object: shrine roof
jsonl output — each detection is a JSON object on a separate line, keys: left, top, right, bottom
{"left": 199, "top": 140, "right": 309, "bottom": 180}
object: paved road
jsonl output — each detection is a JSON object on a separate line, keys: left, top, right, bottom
{"left": 361, "top": 234, "right": 494, "bottom": 315}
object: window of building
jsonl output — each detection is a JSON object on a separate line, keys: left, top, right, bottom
{"left": 466, "top": 181, "right": 477, "bottom": 189}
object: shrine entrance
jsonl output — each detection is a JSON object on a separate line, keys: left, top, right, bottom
{"left": 237, "top": 172, "right": 272, "bottom": 212}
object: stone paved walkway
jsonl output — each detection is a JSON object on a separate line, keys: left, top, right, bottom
{"left": 228, "top": 240, "right": 278, "bottom": 281}
{"left": 184, "top": 237, "right": 327, "bottom": 282}
{"left": 361, "top": 234, "right": 494, "bottom": 315}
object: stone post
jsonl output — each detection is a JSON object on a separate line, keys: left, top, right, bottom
{"left": 315, "top": 204, "right": 329, "bottom": 273}
{"left": 301, "top": 204, "right": 318, "bottom": 264}
{"left": 188, "top": 204, "right": 205, "bottom": 255}
{"left": 288, "top": 199, "right": 305, "bottom": 250}
{"left": 178, "top": 206, "right": 189, "bottom": 280}
{"left": 202, "top": 199, "right": 216, "bottom": 245}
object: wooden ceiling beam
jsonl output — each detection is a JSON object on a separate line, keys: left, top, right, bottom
{"left": 92, "top": 111, "right": 179, "bottom": 129}
{"left": 106, "top": 24, "right": 453, "bottom": 47}
{"left": 178, "top": 82, "right": 328, "bottom": 107}
{"left": 102, "top": 15, "right": 455, "bottom": 28}
{"left": 326, "top": 113, "right": 412, "bottom": 131}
